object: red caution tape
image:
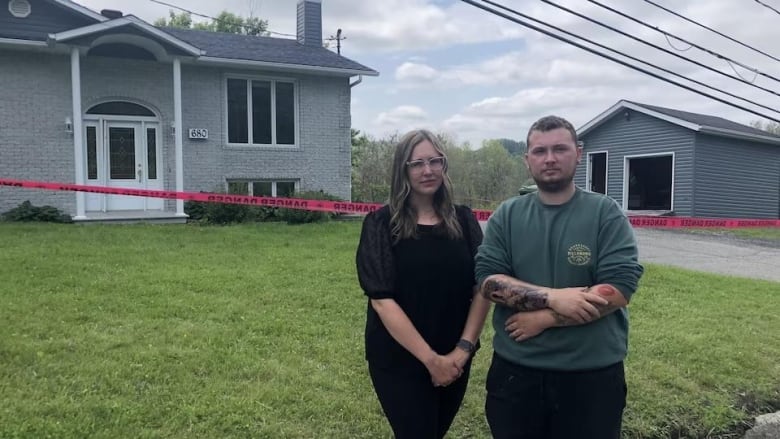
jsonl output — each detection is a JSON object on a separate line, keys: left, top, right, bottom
{"left": 1, "top": 178, "right": 778, "bottom": 227}
{"left": 0, "top": 178, "right": 381, "bottom": 214}
{"left": 628, "top": 216, "right": 780, "bottom": 228}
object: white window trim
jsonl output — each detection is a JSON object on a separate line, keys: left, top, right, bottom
{"left": 622, "top": 152, "right": 675, "bottom": 211}
{"left": 84, "top": 115, "right": 159, "bottom": 123}
{"left": 224, "top": 74, "right": 299, "bottom": 148}
{"left": 585, "top": 150, "right": 609, "bottom": 195}
{"left": 226, "top": 179, "right": 299, "bottom": 197}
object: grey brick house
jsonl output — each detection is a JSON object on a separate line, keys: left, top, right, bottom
{"left": 575, "top": 100, "right": 780, "bottom": 219}
{"left": 0, "top": 0, "right": 377, "bottom": 221}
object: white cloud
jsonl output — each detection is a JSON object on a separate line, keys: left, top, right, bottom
{"left": 441, "top": 86, "right": 603, "bottom": 139}
{"left": 373, "top": 105, "right": 430, "bottom": 134}
{"left": 395, "top": 62, "right": 440, "bottom": 82}
{"left": 393, "top": 50, "right": 637, "bottom": 90}
{"left": 318, "top": 0, "right": 526, "bottom": 52}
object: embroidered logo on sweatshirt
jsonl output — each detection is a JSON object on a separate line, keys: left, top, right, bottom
{"left": 567, "top": 244, "right": 591, "bottom": 266}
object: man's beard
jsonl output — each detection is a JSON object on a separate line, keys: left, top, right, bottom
{"left": 534, "top": 174, "right": 574, "bottom": 193}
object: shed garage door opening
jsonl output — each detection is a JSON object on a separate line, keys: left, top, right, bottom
{"left": 626, "top": 155, "right": 673, "bottom": 211}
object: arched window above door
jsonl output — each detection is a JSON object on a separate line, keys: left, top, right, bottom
{"left": 86, "top": 101, "right": 155, "bottom": 117}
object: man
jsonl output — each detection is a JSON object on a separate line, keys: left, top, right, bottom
{"left": 475, "top": 115, "right": 644, "bottom": 439}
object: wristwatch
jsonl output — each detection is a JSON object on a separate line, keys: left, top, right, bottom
{"left": 456, "top": 338, "right": 476, "bottom": 354}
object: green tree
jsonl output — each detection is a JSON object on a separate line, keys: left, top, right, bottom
{"left": 154, "top": 11, "right": 192, "bottom": 28}
{"left": 349, "top": 132, "right": 530, "bottom": 208}
{"left": 351, "top": 131, "right": 394, "bottom": 203}
{"left": 495, "top": 138, "right": 526, "bottom": 155}
{"left": 470, "top": 140, "right": 527, "bottom": 207}
{"left": 154, "top": 10, "right": 268, "bottom": 36}
{"left": 444, "top": 143, "right": 480, "bottom": 206}
{"left": 750, "top": 120, "right": 780, "bottom": 135}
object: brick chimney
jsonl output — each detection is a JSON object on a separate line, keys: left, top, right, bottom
{"left": 296, "top": 0, "right": 322, "bottom": 47}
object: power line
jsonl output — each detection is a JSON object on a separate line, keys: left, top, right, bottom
{"left": 458, "top": 0, "right": 780, "bottom": 124}
{"left": 149, "top": 0, "right": 295, "bottom": 37}
{"left": 476, "top": 0, "right": 780, "bottom": 116}
{"left": 587, "top": 0, "right": 780, "bottom": 86}
{"left": 726, "top": 60, "right": 759, "bottom": 83}
{"left": 753, "top": 0, "right": 780, "bottom": 16}
{"left": 537, "top": 0, "right": 780, "bottom": 99}
{"left": 663, "top": 33, "right": 692, "bottom": 52}
{"left": 642, "top": 0, "right": 780, "bottom": 64}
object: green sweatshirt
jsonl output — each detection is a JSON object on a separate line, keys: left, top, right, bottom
{"left": 475, "top": 188, "right": 644, "bottom": 371}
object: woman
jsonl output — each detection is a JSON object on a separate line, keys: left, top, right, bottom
{"left": 356, "top": 129, "right": 491, "bottom": 438}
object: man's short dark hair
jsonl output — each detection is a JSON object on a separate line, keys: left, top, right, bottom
{"left": 526, "top": 115, "right": 578, "bottom": 148}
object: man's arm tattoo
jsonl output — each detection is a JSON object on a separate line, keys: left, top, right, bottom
{"left": 551, "top": 303, "right": 621, "bottom": 326}
{"left": 481, "top": 278, "right": 549, "bottom": 311}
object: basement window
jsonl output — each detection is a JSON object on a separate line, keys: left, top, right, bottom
{"left": 8, "top": 0, "right": 31, "bottom": 18}
{"left": 227, "top": 180, "right": 297, "bottom": 197}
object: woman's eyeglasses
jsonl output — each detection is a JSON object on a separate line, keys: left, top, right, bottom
{"left": 406, "top": 156, "right": 446, "bottom": 172}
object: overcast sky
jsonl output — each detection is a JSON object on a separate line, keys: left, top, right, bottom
{"left": 75, "top": 0, "right": 780, "bottom": 146}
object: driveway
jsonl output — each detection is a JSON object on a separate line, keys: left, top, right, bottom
{"left": 634, "top": 229, "right": 780, "bottom": 282}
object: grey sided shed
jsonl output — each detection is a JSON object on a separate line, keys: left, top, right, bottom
{"left": 574, "top": 100, "right": 780, "bottom": 219}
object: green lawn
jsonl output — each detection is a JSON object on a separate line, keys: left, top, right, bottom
{"left": 0, "top": 222, "right": 778, "bottom": 438}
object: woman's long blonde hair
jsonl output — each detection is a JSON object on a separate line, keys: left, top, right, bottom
{"left": 389, "top": 129, "right": 462, "bottom": 243}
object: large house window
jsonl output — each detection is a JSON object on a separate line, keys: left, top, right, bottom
{"left": 227, "top": 77, "right": 297, "bottom": 146}
{"left": 227, "top": 180, "right": 297, "bottom": 197}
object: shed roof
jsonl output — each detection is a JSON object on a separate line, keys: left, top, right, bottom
{"left": 579, "top": 100, "right": 780, "bottom": 146}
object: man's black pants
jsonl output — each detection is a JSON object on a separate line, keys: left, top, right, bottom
{"left": 485, "top": 353, "right": 626, "bottom": 439}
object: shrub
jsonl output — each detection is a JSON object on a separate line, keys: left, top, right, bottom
{"left": 276, "top": 190, "right": 343, "bottom": 224}
{"left": 186, "top": 198, "right": 278, "bottom": 225}
{"left": 184, "top": 200, "right": 207, "bottom": 221}
{"left": 1, "top": 200, "right": 72, "bottom": 223}
{"left": 203, "top": 202, "right": 248, "bottom": 225}
{"left": 244, "top": 205, "right": 277, "bottom": 222}
{"left": 185, "top": 190, "right": 342, "bottom": 225}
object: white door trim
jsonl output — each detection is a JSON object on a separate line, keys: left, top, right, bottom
{"left": 585, "top": 150, "right": 609, "bottom": 195}
{"left": 83, "top": 118, "right": 163, "bottom": 212}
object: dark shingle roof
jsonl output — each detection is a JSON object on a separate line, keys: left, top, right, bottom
{"left": 628, "top": 101, "right": 779, "bottom": 139}
{"left": 161, "top": 27, "right": 377, "bottom": 75}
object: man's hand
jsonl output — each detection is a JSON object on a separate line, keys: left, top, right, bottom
{"left": 587, "top": 284, "right": 625, "bottom": 305}
{"left": 505, "top": 310, "right": 555, "bottom": 342}
{"left": 546, "top": 287, "right": 609, "bottom": 324}
{"left": 541, "top": 284, "right": 628, "bottom": 327}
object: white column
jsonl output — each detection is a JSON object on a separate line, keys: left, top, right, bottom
{"left": 173, "top": 57, "right": 185, "bottom": 216}
{"left": 71, "top": 47, "right": 86, "bottom": 219}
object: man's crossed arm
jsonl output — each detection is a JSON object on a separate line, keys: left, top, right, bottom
{"left": 480, "top": 274, "right": 628, "bottom": 341}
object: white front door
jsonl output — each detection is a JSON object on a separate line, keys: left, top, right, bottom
{"left": 84, "top": 120, "right": 163, "bottom": 211}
